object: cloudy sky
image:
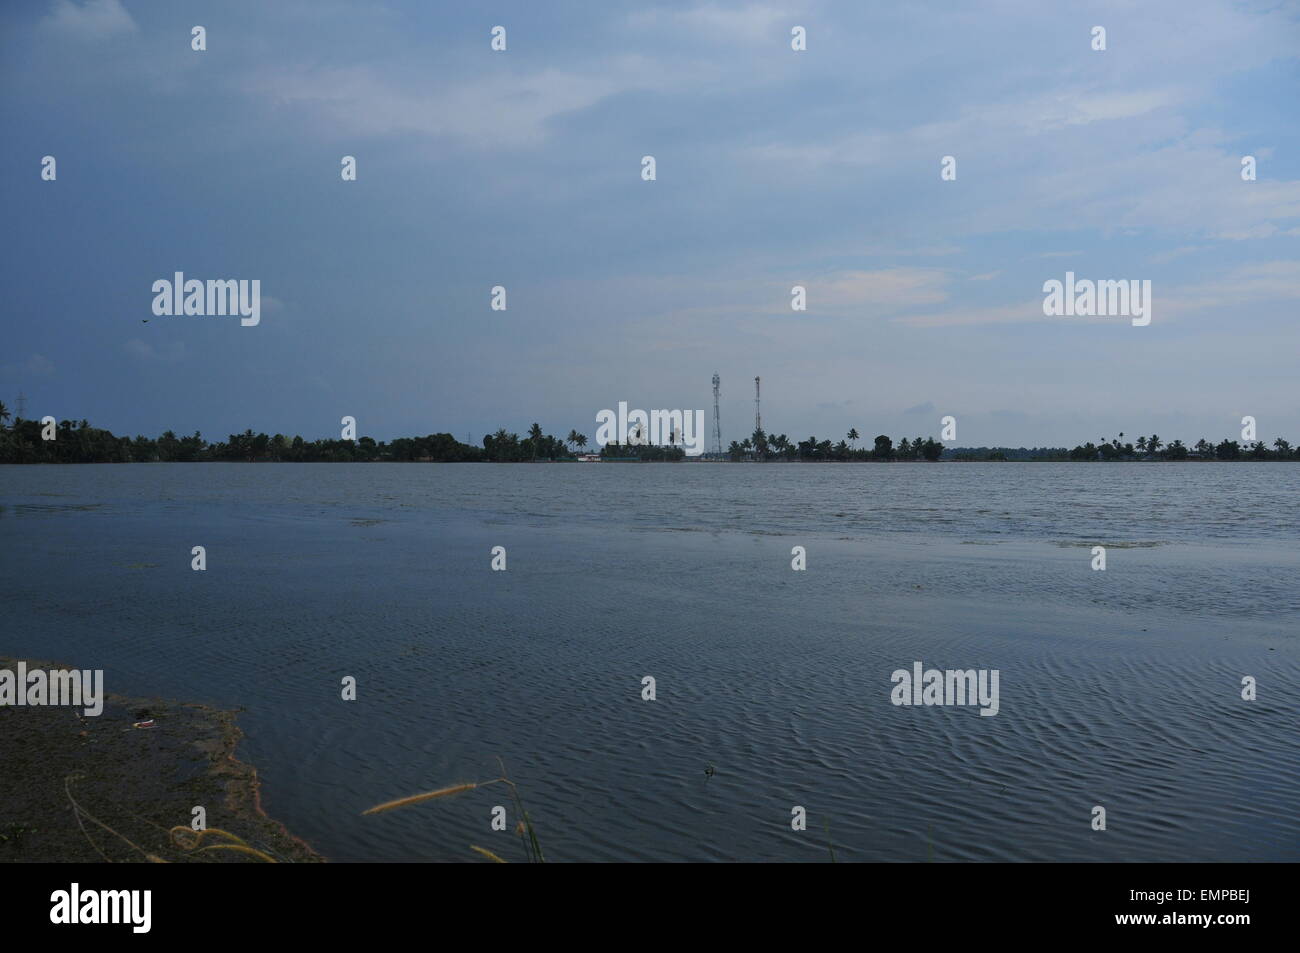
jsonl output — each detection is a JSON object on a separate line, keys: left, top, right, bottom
{"left": 3, "top": 0, "right": 1298, "bottom": 448}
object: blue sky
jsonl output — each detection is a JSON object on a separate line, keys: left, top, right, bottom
{"left": 2, "top": 0, "right": 1298, "bottom": 448}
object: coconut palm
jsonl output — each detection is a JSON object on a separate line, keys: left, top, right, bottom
{"left": 847, "top": 428, "right": 859, "bottom": 449}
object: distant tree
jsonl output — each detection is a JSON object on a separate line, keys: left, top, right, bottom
{"left": 920, "top": 437, "right": 943, "bottom": 461}
{"left": 847, "top": 428, "right": 859, "bottom": 449}
{"left": 574, "top": 433, "right": 587, "bottom": 451}
{"left": 1215, "top": 439, "right": 1240, "bottom": 460}
{"left": 872, "top": 435, "right": 893, "bottom": 460}
{"left": 1147, "top": 434, "right": 1162, "bottom": 457}
{"left": 1164, "top": 439, "right": 1188, "bottom": 461}
{"left": 1274, "top": 437, "right": 1292, "bottom": 459}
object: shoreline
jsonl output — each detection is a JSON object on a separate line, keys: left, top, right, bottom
{"left": 0, "top": 655, "right": 323, "bottom": 863}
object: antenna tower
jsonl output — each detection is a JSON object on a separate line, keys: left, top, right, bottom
{"left": 711, "top": 373, "right": 722, "bottom": 455}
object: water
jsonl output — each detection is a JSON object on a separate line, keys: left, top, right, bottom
{"left": 2, "top": 462, "right": 1297, "bottom": 862}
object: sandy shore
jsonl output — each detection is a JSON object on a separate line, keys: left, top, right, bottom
{"left": 0, "top": 656, "right": 323, "bottom": 863}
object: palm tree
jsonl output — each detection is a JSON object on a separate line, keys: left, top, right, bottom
{"left": 574, "top": 433, "right": 587, "bottom": 451}
{"left": 847, "top": 428, "right": 859, "bottom": 449}
{"left": 566, "top": 429, "right": 580, "bottom": 452}
{"left": 528, "top": 423, "right": 543, "bottom": 460}
{"left": 0, "top": 401, "right": 9, "bottom": 429}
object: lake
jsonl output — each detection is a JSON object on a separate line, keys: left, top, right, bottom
{"left": 2, "top": 462, "right": 1297, "bottom": 861}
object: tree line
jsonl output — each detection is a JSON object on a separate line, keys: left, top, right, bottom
{"left": 953, "top": 433, "right": 1300, "bottom": 462}
{"left": 1, "top": 406, "right": 1296, "bottom": 463}
{"left": 729, "top": 429, "right": 946, "bottom": 461}
{"left": 0, "top": 409, "right": 571, "bottom": 464}
{"left": 728, "top": 427, "right": 1300, "bottom": 462}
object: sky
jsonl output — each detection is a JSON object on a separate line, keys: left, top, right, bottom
{"left": 2, "top": 0, "right": 1298, "bottom": 449}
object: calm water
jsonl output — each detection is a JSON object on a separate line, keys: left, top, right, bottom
{"left": 2, "top": 462, "right": 1298, "bottom": 862}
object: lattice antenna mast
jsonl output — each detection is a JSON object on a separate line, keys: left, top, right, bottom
{"left": 711, "top": 373, "right": 722, "bottom": 455}
{"left": 754, "top": 376, "right": 761, "bottom": 434}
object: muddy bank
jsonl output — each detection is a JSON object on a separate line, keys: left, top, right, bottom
{"left": 0, "top": 656, "right": 323, "bottom": 863}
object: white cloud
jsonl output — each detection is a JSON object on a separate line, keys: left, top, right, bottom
{"left": 815, "top": 268, "right": 950, "bottom": 311}
{"left": 1160, "top": 260, "right": 1300, "bottom": 318}
{"left": 244, "top": 55, "right": 711, "bottom": 149}
{"left": 892, "top": 300, "right": 1044, "bottom": 329}
{"left": 629, "top": 3, "right": 799, "bottom": 44}
{"left": 1, "top": 353, "right": 57, "bottom": 379}
{"left": 43, "top": 0, "right": 137, "bottom": 39}
{"left": 124, "top": 339, "right": 185, "bottom": 363}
